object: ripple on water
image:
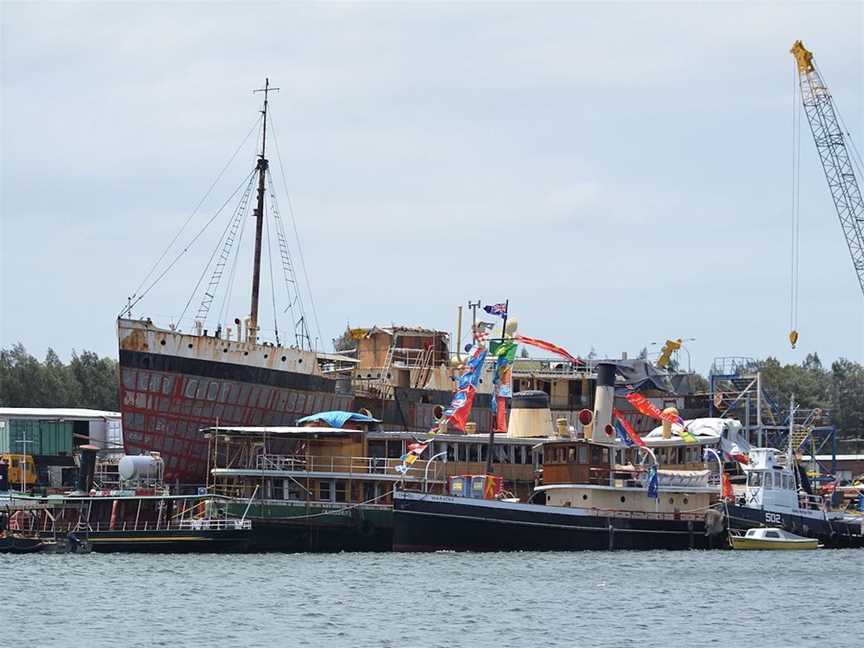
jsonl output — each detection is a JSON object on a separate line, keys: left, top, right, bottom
{"left": 1, "top": 550, "right": 861, "bottom": 647}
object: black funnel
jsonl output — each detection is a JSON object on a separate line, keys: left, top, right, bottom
{"left": 77, "top": 445, "right": 99, "bottom": 493}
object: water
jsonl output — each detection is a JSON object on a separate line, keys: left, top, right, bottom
{"left": 2, "top": 550, "right": 861, "bottom": 647}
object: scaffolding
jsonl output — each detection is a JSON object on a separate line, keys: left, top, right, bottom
{"left": 709, "top": 357, "right": 837, "bottom": 477}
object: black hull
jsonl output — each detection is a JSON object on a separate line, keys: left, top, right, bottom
{"left": 726, "top": 504, "right": 864, "bottom": 548}
{"left": 393, "top": 492, "right": 723, "bottom": 552}
{"left": 0, "top": 534, "right": 46, "bottom": 554}
{"left": 67, "top": 528, "right": 252, "bottom": 553}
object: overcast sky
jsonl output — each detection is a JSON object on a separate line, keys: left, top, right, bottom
{"left": 2, "top": 1, "right": 863, "bottom": 374}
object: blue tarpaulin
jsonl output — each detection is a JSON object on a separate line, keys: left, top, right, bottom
{"left": 296, "top": 410, "right": 381, "bottom": 428}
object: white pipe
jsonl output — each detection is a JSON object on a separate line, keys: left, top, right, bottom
{"left": 424, "top": 451, "right": 447, "bottom": 492}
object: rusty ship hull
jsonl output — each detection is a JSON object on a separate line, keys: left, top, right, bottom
{"left": 118, "top": 318, "right": 354, "bottom": 483}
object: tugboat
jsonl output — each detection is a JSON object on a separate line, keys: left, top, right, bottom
{"left": 393, "top": 363, "right": 727, "bottom": 552}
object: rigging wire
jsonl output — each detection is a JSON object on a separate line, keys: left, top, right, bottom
{"left": 177, "top": 171, "right": 258, "bottom": 326}
{"left": 265, "top": 196, "right": 280, "bottom": 346}
{"left": 216, "top": 187, "right": 252, "bottom": 329}
{"left": 127, "top": 168, "right": 257, "bottom": 320}
{"left": 268, "top": 112, "right": 324, "bottom": 350}
{"left": 123, "top": 114, "right": 263, "bottom": 313}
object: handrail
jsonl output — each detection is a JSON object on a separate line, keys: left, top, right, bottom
{"left": 249, "top": 454, "right": 440, "bottom": 481}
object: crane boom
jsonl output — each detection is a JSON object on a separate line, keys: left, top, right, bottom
{"left": 791, "top": 40, "right": 864, "bottom": 296}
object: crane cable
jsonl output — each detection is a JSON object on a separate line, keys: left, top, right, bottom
{"left": 790, "top": 62, "right": 802, "bottom": 349}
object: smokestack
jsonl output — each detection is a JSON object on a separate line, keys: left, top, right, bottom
{"left": 591, "top": 362, "right": 616, "bottom": 443}
{"left": 0, "top": 460, "right": 8, "bottom": 492}
{"left": 76, "top": 445, "right": 99, "bottom": 493}
{"left": 507, "top": 391, "right": 553, "bottom": 438}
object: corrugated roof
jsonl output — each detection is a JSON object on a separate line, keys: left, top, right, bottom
{"left": 0, "top": 408, "right": 121, "bottom": 420}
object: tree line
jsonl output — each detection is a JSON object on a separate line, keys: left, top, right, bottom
{"left": 1, "top": 343, "right": 862, "bottom": 439}
{"left": 0, "top": 344, "right": 119, "bottom": 411}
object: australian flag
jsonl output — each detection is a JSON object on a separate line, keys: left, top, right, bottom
{"left": 483, "top": 302, "right": 508, "bottom": 318}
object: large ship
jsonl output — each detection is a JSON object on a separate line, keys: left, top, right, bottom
{"left": 117, "top": 80, "right": 706, "bottom": 484}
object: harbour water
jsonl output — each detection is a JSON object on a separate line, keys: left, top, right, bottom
{"left": 4, "top": 550, "right": 862, "bottom": 647}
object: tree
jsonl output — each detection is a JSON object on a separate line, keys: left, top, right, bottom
{"left": 831, "top": 358, "right": 864, "bottom": 439}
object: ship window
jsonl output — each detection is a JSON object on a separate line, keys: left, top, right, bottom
{"left": 298, "top": 358, "right": 303, "bottom": 364}
{"left": 271, "top": 480, "right": 284, "bottom": 500}
{"left": 683, "top": 497, "right": 689, "bottom": 505}
{"left": 578, "top": 445, "right": 588, "bottom": 464}
{"left": 335, "top": 481, "right": 347, "bottom": 503}
{"left": 582, "top": 494, "right": 588, "bottom": 500}
{"left": 188, "top": 343, "right": 193, "bottom": 349}
{"left": 764, "top": 473, "right": 774, "bottom": 490}
{"left": 568, "top": 448, "right": 576, "bottom": 463}
{"left": 620, "top": 496, "right": 626, "bottom": 503}
{"left": 319, "top": 481, "right": 332, "bottom": 502}
{"left": 479, "top": 445, "right": 488, "bottom": 463}
{"left": 281, "top": 356, "right": 287, "bottom": 362}
{"left": 748, "top": 472, "right": 763, "bottom": 487}
{"left": 765, "top": 531, "right": 780, "bottom": 539}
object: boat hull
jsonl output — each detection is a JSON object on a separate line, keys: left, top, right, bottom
{"left": 725, "top": 504, "right": 864, "bottom": 548}
{"left": 66, "top": 527, "right": 252, "bottom": 553}
{"left": 225, "top": 501, "right": 393, "bottom": 552}
{"left": 729, "top": 536, "right": 817, "bottom": 550}
{"left": 393, "top": 491, "right": 722, "bottom": 552}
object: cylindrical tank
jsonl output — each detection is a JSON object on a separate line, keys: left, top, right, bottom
{"left": 119, "top": 454, "right": 163, "bottom": 483}
{"left": 591, "top": 362, "right": 616, "bottom": 444}
{"left": 507, "top": 391, "right": 553, "bottom": 438}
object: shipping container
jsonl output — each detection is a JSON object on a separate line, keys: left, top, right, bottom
{"left": 0, "top": 419, "right": 74, "bottom": 455}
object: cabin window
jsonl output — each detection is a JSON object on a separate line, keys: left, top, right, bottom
{"left": 578, "top": 445, "right": 588, "bottom": 464}
{"left": 271, "top": 480, "right": 284, "bottom": 500}
{"left": 747, "top": 472, "right": 763, "bottom": 488}
{"left": 479, "top": 445, "right": 488, "bottom": 463}
{"left": 764, "top": 473, "right": 774, "bottom": 490}
{"left": 765, "top": 531, "right": 780, "bottom": 539}
{"left": 495, "top": 445, "right": 512, "bottom": 464}
{"left": 445, "top": 443, "right": 456, "bottom": 462}
{"left": 285, "top": 480, "right": 304, "bottom": 501}
{"left": 386, "top": 441, "right": 403, "bottom": 459}
{"left": 335, "top": 481, "right": 348, "bottom": 503}
{"left": 319, "top": 481, "right": 332, "bottom": 502}
{"left": 363, "top": 482, "right": 373, "bottom": 502}
{"left": 568, "top": 448, "right": 576, "bottom": 463}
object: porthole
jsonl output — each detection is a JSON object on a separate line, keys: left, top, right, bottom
{"left": 668, "top": 497, "right": 675, "bottom": 505}
{"left": 223, "top": 348, "right": 228, "bottom": 353}
{"left": 264, "top": 354, "right": 268, "bottom": 359}
{"left": 620, "top": 496, "right": 626, "bottom": 503}
{"left": 160, "top": 339, "right": 166, "bottom": 346}
{"left": 188, "top": 343, "right": 193, "bottom": 349}
{"left": 244, "top": 351, "right": 249, "bottom": 356}
{"left": 281, "top": 356, "right": 287, "bottom": 362}
{"left": 386, "top": 373, "right": 391, "bottom": 379}
{"left": 298, "top": 358, "right": 303, "bottom": 364}
{"left": 683, "top": 497, "right": 689, "bottom": 505}
{"left": 582, "top": 494, "right": 588, "bottom": 501}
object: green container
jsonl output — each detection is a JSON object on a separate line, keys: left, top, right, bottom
{"left": 39, "top": 421, "right": 73, "bottom": 455}
{"left": 5, "top": 420, "right": 42, "bottom": 455}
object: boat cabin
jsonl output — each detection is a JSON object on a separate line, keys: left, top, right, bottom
{"left": 534, "top": 438, "right": 718, "bottom": 515}
{"left": 742, "top": 448, "right": 825, "bottom": 513}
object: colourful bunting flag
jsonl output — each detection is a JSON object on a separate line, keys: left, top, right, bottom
{"left": 515, "top": 334, "right": 584, "bottom": 365}
{"left": 612, "top": 408, "right": 646, "bottom": 447}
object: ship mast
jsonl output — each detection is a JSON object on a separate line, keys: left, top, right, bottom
{"left": 249, "top": 78, "right": 279, "bottom": 343}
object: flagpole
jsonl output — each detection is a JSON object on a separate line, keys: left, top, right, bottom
{"left": 484, "top": 299, "right": 508, "bottom": 476}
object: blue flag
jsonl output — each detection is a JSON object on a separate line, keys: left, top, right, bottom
{"left": 613, "top": 419, "right": 634, "bottom": 447}
{"left": 646, "top": 465, "right": 659, "bottom": 499}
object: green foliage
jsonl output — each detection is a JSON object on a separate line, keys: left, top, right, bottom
{"left": 0, "top": 344, "right": 118, "bottom": 411}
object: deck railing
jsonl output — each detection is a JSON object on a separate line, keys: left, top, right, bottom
{"left": 252, "top": 454, "right": 440, "bottom": 482}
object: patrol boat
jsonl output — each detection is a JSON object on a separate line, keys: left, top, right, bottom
{"left": 725, "top": 446, "right": 864, "bottom": 548}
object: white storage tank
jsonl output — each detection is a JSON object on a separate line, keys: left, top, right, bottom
{"left": 118, "top": 453, "right": 163, "bottom": 483}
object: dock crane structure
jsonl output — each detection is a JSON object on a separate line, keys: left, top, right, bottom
{"left": 790, "top": 40, "right": 864, "bottom": 297}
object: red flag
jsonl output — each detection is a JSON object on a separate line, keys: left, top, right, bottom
{"left": 722, "top": 473, "right": 734, "bottom": 500}
{"left": 612, "top": 408, "right": 646, "bottom": 447}
{"left": 449, "top": 385, "right": 476, "bottom": 432}
{"left": 494, "top": 395, "right": 507, "bottom": 433}
{"left": 625, "top": 393, "right": 683, "bottom": 426}
{"left": 514, "top": 334, "right": 584, "bottom": 365}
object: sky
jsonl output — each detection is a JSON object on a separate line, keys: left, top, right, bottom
{"left": 1, "top": 1, "right": 863, "bottom": 376}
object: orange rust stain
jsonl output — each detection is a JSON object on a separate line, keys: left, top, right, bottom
{"left": 120, "top": 327, "right": 149, "bottom": 352}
